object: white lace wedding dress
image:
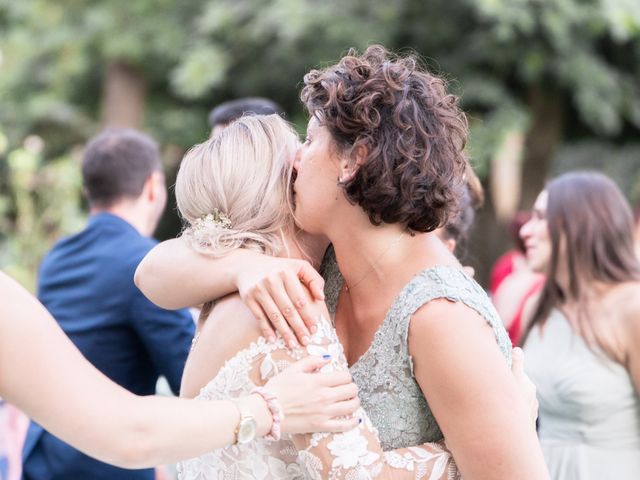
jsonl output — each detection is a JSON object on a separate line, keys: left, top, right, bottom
{"left": 176, "top": 318, "right": 459, "bottom": 480}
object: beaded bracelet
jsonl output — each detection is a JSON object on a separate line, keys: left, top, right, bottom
{"left": 251, "top": 386, "right": 284, "bottom": 441}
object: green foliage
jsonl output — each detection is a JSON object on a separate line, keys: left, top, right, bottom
{"left": 1, "top": 0, "right": 640, "bottom": 289}
{"left": 0, "top": 131, "right": 85, "bottom": 291}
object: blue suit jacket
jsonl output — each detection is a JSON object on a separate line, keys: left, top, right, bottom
{"left": 22, "top": 213, "right": 195, "bottom": 480}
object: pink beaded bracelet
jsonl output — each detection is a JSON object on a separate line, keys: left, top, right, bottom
{"left": 251, "top": 386, "right": 284, "bottom": 441}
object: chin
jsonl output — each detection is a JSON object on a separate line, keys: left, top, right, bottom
{"left": 529, "top": 260, "right": 547, "bottom": 275}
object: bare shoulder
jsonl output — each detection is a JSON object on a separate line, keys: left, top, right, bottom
{"left": 180, "top": 295, "right": 260, "bottom": 398}
{"left": 198, "top": 295, "right": 261, "bottom": 360}
{"left": 613, "top": 281, "right": 640, "bottom": 331}
{"left": 408, "top": 298, "right": 499, "bottom": 358}
{"left": 407, "top": 298, "right": 517, "bottom": 427}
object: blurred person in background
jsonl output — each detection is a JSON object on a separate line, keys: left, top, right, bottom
{"left": 491, "top": 212, "right": 545, "bottom": 345}
{"left": 520, "top": 171, "right": 640, "bottom": 479}
{"left": 22, "top": 129, "right": 196, "bottom": 480}
{"left": 208, "top": 97, "right": 284, "bottom": 136}
{"left": 435, "top": 165, "right": 484, "bottom": 277}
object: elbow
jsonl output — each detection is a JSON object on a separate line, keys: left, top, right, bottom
{"left": 133, "top": 257, "right": 152, "bottom": 294}
{"left": 106, "top": 421, "right": 158, "bottom": 469}
{"left": 134, "top": 258, "right": 175, "bottom": 309}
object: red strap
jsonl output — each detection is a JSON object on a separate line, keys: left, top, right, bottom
{"left": 508, "top": 276, "right": 545, "bottom": 346}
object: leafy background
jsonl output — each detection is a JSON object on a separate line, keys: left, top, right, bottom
{"left": 1, "top": 0, "right": 639, "bottom": 290}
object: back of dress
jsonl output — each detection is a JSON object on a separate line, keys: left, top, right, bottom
{"left": 524, "top": 309, "right": 640, "bottom": 480}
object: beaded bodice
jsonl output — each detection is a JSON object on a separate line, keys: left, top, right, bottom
{"left": 320, "top": 247, "right": 512, "bottom": 450}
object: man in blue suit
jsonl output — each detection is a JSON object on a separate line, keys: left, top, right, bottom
{"left": 22, "top": 129, "right": 195, "bottom": 480}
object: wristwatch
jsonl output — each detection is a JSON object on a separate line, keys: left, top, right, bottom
{"left": 231, "top": 398, "right": 257, "bottom": 444}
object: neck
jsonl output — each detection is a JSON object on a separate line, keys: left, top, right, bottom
{"left": 556, "top": 268, "right": 610, "bottom": 307}
{"left": 329, "top": 220, "right": 455, "bottom": 301}
{"left": 278, "top": 227, "right": 328, "bottom": 266}
{"left": 92, "top": 202, "right": 156, "bottom": 237}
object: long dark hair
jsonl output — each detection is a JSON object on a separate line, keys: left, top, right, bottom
{"left": 522, "top": 171, "right": 640, "bottom": 360}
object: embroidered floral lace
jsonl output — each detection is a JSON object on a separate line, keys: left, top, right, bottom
{"left": 177, "top": 317, "right": 460, "bottom": 479}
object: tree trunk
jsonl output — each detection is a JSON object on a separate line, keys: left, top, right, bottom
{"left": 101, "top": 61, "right": 146, "bottom": 129}
{"left": 469, "top": 85, "right": 564, "bottom": 288}
{"left": 519, "top": 85, "right": 564, "bottom": 209}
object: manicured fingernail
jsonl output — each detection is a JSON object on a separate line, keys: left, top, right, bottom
{"left": 267, "top": 336, "right": 276, "bottom": 343}
{"left": 301, "top": 335, "right": 310, "bottom": 345}
{"left": 322, "top": 354, "right": 331, "bottom": 360}
{"left": 310, "top": 325, "right": 318, "bottom": 333}
{"left": 288, "top": 339, "right": 298, "bottom": 349}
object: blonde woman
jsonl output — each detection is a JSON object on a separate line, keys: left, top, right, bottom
{"left": 171, "top": 114, "right": 471, "bottom": 479}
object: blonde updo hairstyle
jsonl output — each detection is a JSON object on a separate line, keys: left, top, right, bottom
{"left": 175, "top": 114, "right": 299, "bottom": 258}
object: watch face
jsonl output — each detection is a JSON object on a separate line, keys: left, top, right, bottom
{"left": 237, "top": 417, "right": 257, "bottom": 444}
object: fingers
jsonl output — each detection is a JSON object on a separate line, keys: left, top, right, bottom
{"left": 246, "top": 297, "right": 276, "bottom": 342}
{"left": 297, "top": 261, "right": 325, "bottom": 301}
{"left": 253, "top": 285, "right": 298, "bottom": 348}
{"left": 288, "top": 355, "right": 331, "bottom": 373}
{"left": 323, "top": 382, "right": 359, "bottom": 402}
{"left": 325, "top": 397, "right": 360, "bottom": 418}
{"left": 318, "top": 416, "right": 360, "bottom": 433}
{"left": 284, "top": 263, "right": 321, "bottom": 337}
{"left": 318, "top": 370, "right": 353, "bottom": 388}
{"left": 272, "top": 272, "right": 311, "bottom": 344}
{"left": 239, "top": 259, "right": 323, "bottom": 345}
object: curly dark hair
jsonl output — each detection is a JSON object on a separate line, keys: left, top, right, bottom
{"left": 301, "top": 45, "right": 468, "bottom": 232}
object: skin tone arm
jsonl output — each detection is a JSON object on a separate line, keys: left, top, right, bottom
{"left": 135, "top": 237, "right": 325, "bottom": 345}
{"left": 0, "top": 272, "right": 360, "bottom": 469}
{"left": 409, "top": 299, "right": 549, "bottom": 480}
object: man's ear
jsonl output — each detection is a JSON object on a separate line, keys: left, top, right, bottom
{"left": 338, "top": 144, "right": 367, "bottom": 183}
{"left": 144, "top": 171, "right": 163, "bottom": 202}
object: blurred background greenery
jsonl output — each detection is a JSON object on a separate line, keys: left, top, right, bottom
{"left": 1, "top": 0, "right": 639, "bottom": 290}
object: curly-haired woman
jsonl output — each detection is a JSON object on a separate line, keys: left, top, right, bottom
{"left": 137, "top": 46, "right": 549, "bottom": 479}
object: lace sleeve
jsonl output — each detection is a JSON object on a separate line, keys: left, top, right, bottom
{"left": 261, "top": 317, "right": 460, "bottom": 480}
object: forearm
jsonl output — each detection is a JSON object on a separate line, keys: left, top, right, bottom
{"left": 0, "top": 273, "right": 273, "bottom": 467}
{"left": 134, "top": 238, "right": 254, "bottom": 308}
{"left": 89, "top": 393, "right": 271, "bottom": 468}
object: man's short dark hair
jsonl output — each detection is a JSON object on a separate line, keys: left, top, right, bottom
{"left": 208, "top": 97, "right": 284, "bottom": 128}
{"left": 82, "top": 128, "right": 161, "bottom": 207}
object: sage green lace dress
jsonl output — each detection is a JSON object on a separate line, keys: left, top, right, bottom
{"left": 320, "top": 246, "right": 512, "bottom": 450}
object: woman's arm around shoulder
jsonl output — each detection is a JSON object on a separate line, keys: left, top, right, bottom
{"left": 408, "top": 299, "right": 549, "bottom": 480}
{"left": 134, "top": 237, "right": 325, "bottom": 345}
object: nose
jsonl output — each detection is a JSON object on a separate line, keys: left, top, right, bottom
{"left": 520, "top": 219, "right": 532, "bottom": 241}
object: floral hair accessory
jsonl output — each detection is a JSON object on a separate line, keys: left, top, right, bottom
{"left": 192, "top": 208, "right": 233, "bottom": 231}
